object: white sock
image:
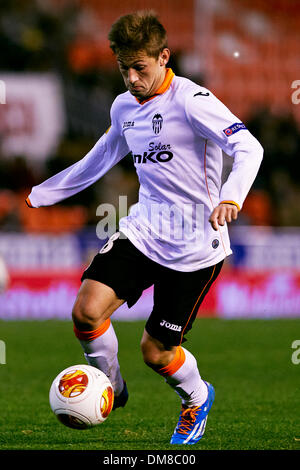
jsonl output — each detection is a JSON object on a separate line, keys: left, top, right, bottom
{"left": 76, "top": 322, "right": 124, "bottom": 396}
{"left": 162, "top": 347, "right": 208, "bottom": 407}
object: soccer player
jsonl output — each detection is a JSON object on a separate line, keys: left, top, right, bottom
{"left": 26, "top": 12, "right": 263, "bottom": 445}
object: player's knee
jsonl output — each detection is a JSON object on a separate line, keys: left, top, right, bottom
{"left": 141, "top": 347, "right": 162, "bottom": 368}
{"left": 140, "top": 337, "right": 172, "bottom": 369}
{"left": 72, "top": 297, "right": 100, "bottom": 330}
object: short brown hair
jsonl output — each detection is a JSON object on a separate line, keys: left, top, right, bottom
{"left": 108, "top": 11, "right": 168, "bottom": 59}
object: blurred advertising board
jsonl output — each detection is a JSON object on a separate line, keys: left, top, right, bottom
{"left": 0, "top": 227, "right": 300, "bottom": 319}
{"left": 229, "top": 226, "right": 300, "bottom": 270}
{"left": 0, "top": 270, "right": 154, "bottom": 321}
{"left": 201, "top": 269, "right": 300, "bottom": 319}
{"left": 203, "top": 226, "right": 300, "bottom": 318}
{"left": 0, "top": 73, "right": 65, "bottom": 161}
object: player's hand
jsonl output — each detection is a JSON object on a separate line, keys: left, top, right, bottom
{"left": 209, "top": 203, "right": 238, "bottom": 231}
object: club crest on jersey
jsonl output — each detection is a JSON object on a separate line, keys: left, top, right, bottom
{"left": 152, "top": 113, "right": 163, "bottom": 135}
{"left": 223, "top": 122, "right": 247, "bottom": 137}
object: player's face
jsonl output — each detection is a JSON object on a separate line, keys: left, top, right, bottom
{"left": 117, "top": 49, "right": 170, "bottom": 100}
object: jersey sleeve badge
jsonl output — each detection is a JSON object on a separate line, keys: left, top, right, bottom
{"left": 223, "top": 122, "right": 247, "bottom": 136}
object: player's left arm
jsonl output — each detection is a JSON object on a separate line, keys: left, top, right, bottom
{"left": 185, "top": 88, "right": 264, "bottom": 230}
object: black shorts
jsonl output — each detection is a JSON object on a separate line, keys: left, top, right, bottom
{"left": 81, "top": 232, "right": 223, "bottom": 347}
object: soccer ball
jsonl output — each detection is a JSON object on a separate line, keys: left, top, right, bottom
{"left": 49, "top": 364, "right": 114, "bottom": 429}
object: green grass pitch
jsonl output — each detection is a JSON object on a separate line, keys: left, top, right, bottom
{"left": 0, "top": 318, "right": 299, "bottom": 450}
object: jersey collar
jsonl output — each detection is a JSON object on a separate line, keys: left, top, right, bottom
{"left": 136, "top": 68, "right": 175, "bottom": 105}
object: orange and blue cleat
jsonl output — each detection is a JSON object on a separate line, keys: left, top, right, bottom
{"left": 170, "top": 381, "right": 215, "bottom": 445}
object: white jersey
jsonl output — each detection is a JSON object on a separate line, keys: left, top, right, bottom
{"left": 27, "top": 69, "right": 263, "bottom": 272}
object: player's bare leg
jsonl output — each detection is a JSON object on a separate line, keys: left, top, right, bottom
{"left": 140, "top": 329, "right": 177, "bottom": 369}
{"left": 72, "top": 279, "right": 124, "bottom": 331}
{"left": 72, "top": 279, "right": 128, "bottom": 407}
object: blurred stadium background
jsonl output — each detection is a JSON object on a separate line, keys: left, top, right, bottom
{"left": 0, "top": 0, "right": 300, "bottom": 321}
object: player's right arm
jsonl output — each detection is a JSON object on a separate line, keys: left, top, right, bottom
{"left": 26, "top": 102, "right": 130, "bottom": 208}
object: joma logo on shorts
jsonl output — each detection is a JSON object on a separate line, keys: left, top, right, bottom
{"left": 160, "top": 320, "right": 182, "bottom": 332}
